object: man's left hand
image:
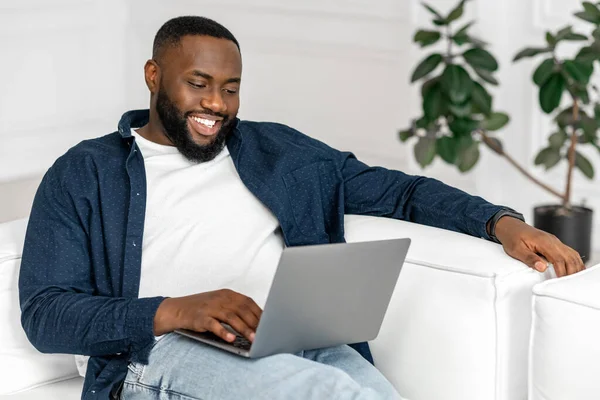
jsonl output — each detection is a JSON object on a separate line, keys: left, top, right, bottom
{"left": 494, "top": 216, "right": 585, "bottom": 277}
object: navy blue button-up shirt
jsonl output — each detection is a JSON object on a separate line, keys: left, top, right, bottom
{"left": 19, "top": 110, "right": 507, "bottom": 399}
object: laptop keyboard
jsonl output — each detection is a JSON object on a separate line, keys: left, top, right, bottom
{"left": 209, "top": 332, "right": 252, "bottom": 351}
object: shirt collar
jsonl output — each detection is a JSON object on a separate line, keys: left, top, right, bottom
{"left": 118, "top": 109, "right": 150, "bottom": 138}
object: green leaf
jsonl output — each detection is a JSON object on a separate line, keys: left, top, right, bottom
{"left": 581, "top": 115, "right": 598, "bottom": 137}
{"left": 513, "top": 47, "right": 552, "bottom": 62}
{"left": 593, "top": 27, "right": 600, "bottom": 40}
{"left": 423, "top": 82, "right": 444, "bottom": 120}
{"left": 457, "top": 141, "right": 480, "bottom": 172}
{"left": 473, "top": 67, "right": 499, "bottom": 85}
{"left": 433, "top": 18, "right": 448, "bottom": 26}
{"left": 574, "top": 85, "right": 591, "bottom": 104}
{"left": 437, "top": 136, "right": 458, "bottom": 163}
{"left": 453, "top": 34, "right": 488, "bottom": 47}
{"left": 534, "top": 147, "right": 562, "bottom": 169}
{"left": 469, "top": 36, "right": 488, "bottom": 48}
{"left": 546, "top": 32, "right": 557, "bottom": 47}
{"left": 575, "top": 151, "right": 595, "bottom": 178}
{"left": 414, "top": 30, "right": 442, "bottom": 47}
{"left": 564, "top": 33, "right": 589, "bottom": 41}
{"left": 539, "top": 73, "right": 565, "bottom": 114}
{"left": 471, "top": 81, "right": 492, "bottom": 116}
{"left": 415, "top": 116, "right": 430, "bottom": 129}
{"left": 577, "top": 60, "right": 594, "bottom": 78}
{"left": 414, "top": 136, "right": 437, "bottom": 168}
{"left": 399, "top": 129, "right": 414, "bottom": 142}
{"left": 554, "top": 26, "right": 588, "bottom": 42}
{"left": 446, "top": 0, "right": 466, "bottom": 23}
{"left": 449, "top": 102, "right": 472, "bottom": 117}
{"left": 563, "top": 60, "right": 590, "bottom": 83}
{"left": 441, "top": 64, "right": 474, "bottom": 104}
{"left": 555, "top": 107, "right": 575, "bottom": 128}
{"left": 582, "top": 2, "right": 600, "bottom": 19}
{"left": 421, "top": 76, "right": 442, "bottom": 97}
{"left": 533, "top": 58, "right": 556, "bottom": 86}
{"left": 463, "top": 48, "right": 499, "bottom": 71}
{"left": 455, "top": 21, "right": 475, "bottom": 36}
{"left": 482, "top": 112, "right": 510, "bottom": 131}
{"left": 548, "top": 130, "right": 568, "bottom": 148}
{"left": 422, "top": 2, "right": 443, "bottom": 18}
{"left": 452, "top": 33, "right": 470, "bottom": 46}
{"left": 449, "top": 117, "right": 479, "bottom": 135}
{"left": 576, "top": 46, "right": 600, "bottom": 63}
{"left": 555, "top": 26, "right": 572, "bottom": 41}
{"left": 411, "top": 54, "right": 443, "bottom": 82}
{"left": 574, "top": 11, "right": 600, "bottom": 24}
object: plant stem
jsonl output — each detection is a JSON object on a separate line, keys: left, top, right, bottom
{"left": 479, "top": 131, "right": 565, "bottom": 200}
{"left": 564, "top": 99, "right": 579, "bottom": 209}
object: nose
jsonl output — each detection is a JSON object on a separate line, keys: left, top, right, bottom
{"left": 200, "top": 88, "right": 227, "bottom": 114}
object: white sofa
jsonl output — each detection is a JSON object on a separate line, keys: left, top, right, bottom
{"left": 1, "top": 215, "right": 557, "bottom": 399}
{"left": 529, "top": 262, "right": 600, "bottom": 400}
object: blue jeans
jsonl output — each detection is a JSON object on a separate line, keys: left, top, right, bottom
{"left": 120, "top": 333, "right": 400, "bottom": 399}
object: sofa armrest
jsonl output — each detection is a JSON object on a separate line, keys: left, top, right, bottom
{"left": 0, "top": 218, "right": 27, "bottom": 262}
{"left": 344, "top": 215, "right": 548, "bottom": 400}
{"left": 344, "top": 214, "right": 530, "bottom": 276}
{"left": 529, "top": 263, "right": 600, "bottom": 400}
{"left": 0, "top": 218, "right": 79, "bottom": 395}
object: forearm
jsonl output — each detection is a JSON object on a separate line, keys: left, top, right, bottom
{"left": 20, "top": 288, "right": 165, "bottom": 356}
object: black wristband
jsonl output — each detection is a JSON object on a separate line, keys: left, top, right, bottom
{"left": 488, "top": 209, "right": 525, "bottom": 243}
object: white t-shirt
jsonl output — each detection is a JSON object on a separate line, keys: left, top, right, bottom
{"left": 75, "top": 130, "right": 285, "bottom": 377}
{"left": 132, "top": 129, "right": 285, "bottom": 306}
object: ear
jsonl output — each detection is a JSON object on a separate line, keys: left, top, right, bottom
{"left": 144, "top": 59, "right": 160, "bottom": 94}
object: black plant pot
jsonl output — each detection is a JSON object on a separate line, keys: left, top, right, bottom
{"left": 533, "top": 205, "right": 593, "bottom": 264}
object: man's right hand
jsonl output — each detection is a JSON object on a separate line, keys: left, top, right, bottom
{"left": 153, "top": 289, "right": 263, "bottom": 343}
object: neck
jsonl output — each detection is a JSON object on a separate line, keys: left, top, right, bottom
{"left": 136, "top": 108, "right": 174, "bottom": 146}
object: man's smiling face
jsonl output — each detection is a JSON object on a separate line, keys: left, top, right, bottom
{"left": 149, "top": 35, "right": 242, "bottom": 162}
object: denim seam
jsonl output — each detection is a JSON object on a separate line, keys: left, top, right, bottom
{"left": 123, "top": 380, "right": 204, "bottom": 400}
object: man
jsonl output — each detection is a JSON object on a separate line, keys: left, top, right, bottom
{"left": 19, "top": 16, "right": 584, "bottom": 400}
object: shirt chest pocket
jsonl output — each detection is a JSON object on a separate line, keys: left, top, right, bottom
{"left": 282, "top": 161, "right": 338, "bottom": 241}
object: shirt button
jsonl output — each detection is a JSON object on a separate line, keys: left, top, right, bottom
{"left": 136, "top": 193, "right": 140, "bottom": 196}
{"left": 133, "top": 242, "right": 137, "bottom": 247}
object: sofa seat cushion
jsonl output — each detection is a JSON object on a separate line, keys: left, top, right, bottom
{"left": 2, "top": 377, "right": 84, "bottom": 399}
{"left": 529, "top": 263, "right": 600, "bottom": 400}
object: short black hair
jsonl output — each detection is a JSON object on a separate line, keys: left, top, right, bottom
{"left": 152, "top": 16, "right": 240, "bottom": 60}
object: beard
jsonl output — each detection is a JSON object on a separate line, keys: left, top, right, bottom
{"left": 155, "top": 86, "right": 235, "bottom": 163}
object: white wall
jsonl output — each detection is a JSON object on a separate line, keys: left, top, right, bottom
{"left": 0, "top": 0, "right": 598, "bottom": 253}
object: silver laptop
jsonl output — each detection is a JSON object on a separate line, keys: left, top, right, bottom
{"left": 175, "top": 237, "right": 410, "bottom": 358}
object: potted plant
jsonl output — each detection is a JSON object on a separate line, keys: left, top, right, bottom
{"left": 399, "top": 0, "right": 599, "bottom": 262}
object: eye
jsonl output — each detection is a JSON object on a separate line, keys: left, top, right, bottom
{"left": 223, "top": 88, "right": 238, "bottom": 94}
{"left": 188, "top": 82, "right": 206, "bottom": 89}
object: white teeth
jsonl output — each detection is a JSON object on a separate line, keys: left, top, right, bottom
{"left": 192, "top": 116, "right": 216, "bottom": 128}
